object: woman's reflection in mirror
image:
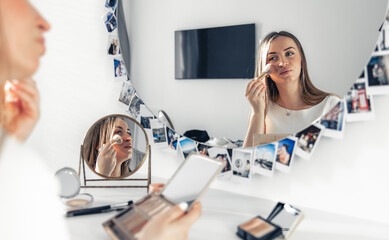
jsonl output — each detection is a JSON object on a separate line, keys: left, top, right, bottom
{"left": 83, "top": 116, "right": 143, "bottom": 178}
{"left": 244, "top": 31, "right": 339, "bottom": 147}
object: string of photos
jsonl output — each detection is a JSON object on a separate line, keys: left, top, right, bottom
{"left": 105, "top": 0, "right": 389, "bottom": 180}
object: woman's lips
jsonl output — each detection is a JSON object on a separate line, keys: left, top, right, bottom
{"left": 280, "top": 69, "right": 291, "bottom": 75}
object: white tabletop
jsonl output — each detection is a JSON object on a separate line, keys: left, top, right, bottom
{"left": 64, "top": 187, "right": 389, "bottom": 240}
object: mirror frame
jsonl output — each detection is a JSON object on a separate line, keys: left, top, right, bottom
{"left": 78, "top": 114, "right": 152, "bottom": 189}
{"left": 117, "top": 0, "right": 386, "bottom": 146}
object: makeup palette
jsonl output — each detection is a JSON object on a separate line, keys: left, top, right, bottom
{"left": 103, "top": 192, "right": 173, "bottom": 239}
{"left": 237, "top": 215, "right": 282, "bottom": 240}
{"left": 103, "top": 153, "right": 225, "bottom": 239}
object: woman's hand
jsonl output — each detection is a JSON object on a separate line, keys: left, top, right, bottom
{"left": 148, "top": 183, "right": 165, "bottom": 194}
{"left": 3, "top": 78, "right": 40, "bottom": 142}
{"left": 243, "top": 77, "right": 268, "bottom": 147}
{"left": 245, "top": 78, "right": 267, "bottom": 115}
{"left": 138, "top": 202, "right": 202, "bottom": 240}
{"left": 95, "top": 143, "right": 117, "bottom": 176}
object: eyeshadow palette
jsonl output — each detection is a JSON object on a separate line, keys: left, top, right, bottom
{"left": 103, "top": 193, "right": 174, "bottom": 240}
{"left": 103, "top": 153, "right": 225, "bottom": 240}
{"left": 237, "top": 215, "right": 282, "bottom": 240}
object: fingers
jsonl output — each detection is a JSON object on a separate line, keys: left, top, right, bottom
{"left": 175, "top": 202, "right": 202, "bottom": 227}
{"left": 8, "top": 87, "right": 40, "bottom": 117}
{"left": 99, "top": 143, "right": 117, "bottom": 159}
{"left": 8, "top": 79, "right": 40, "bottom": 107}
{"left": 246, "top": 78, "right": 266, "bottom": 96}
{"left": 149, "top": 183, "right": 165, "bottom": 194}
{"left": 246, "top": 81, "right": 266, "bottom": 99}
{"left": 162, "top": 205, "right": 186, "bottom": 222}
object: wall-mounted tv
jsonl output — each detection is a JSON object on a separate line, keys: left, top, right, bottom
{"left": 175, "top": 23, "right": 256, "bottom": 79}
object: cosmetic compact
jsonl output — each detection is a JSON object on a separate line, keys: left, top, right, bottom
{"left": 103, "top": 153, "right": 225, "bottom": 240}
{"left": 266, "top": 202, "right": 304, "bottom": 239}
{"left": 237, "top": 215, "right": 282, "bottom": 240}
{"left": 55, "top": 167, "right": 93, "bottom": 208}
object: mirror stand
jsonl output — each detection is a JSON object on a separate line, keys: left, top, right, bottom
{"left": 78, "top": 145, "right": 151, "bottom": 190}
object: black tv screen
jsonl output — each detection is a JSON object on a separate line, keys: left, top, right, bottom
{"left": 175, "top": 23, "right": 255, "bottom": 79}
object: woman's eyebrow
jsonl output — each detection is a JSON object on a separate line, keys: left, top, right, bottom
{"left": 268, "top": 46, "right": 295, "bottom": 55}
{"left": 283, "top": 46, "right": 295, "bottom": 51}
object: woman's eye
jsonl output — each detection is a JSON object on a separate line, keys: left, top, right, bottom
{"left": 286, "top": 51, "right": 294, "bottom": 57}
{"left": 114, "top": 130, "right": 122, "bottom": 135}
{"left": 268, "top": 56, "right": 276, "bottom": 61}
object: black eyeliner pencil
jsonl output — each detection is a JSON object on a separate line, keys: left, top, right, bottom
{"left": 66, "top": 200, "right": 133, "bottom": 217}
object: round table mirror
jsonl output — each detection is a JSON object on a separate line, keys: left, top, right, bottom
{"left": 82, "top": 114, "right": 149, "bottom": 179}
{"left": 117, "top": 0, "right": 387, "bottom": 142}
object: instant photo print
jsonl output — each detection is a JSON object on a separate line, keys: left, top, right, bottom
{"left": 105, "top": 0, "right": 118, "bottom": 11}
{"left": 166, "top": 127, "right": 180, "bottom": 151}
{"left": 267, "top": 202, "right": 304, "bottom": 239}
{"left": 252, "top": 143, "right": 278, "bottom": 177}
{"left": 150, "top": 119, "right": 167, "bottom": 147}
{"left": 320, "top": 98, "right": 346, "bottom": 139}
{"left": 345, "top": 78, "right": 375, "bottom": 122}
{"left": 295, "top": 124, "right": 324, "bottom": 160}
{"left": 118, "top": 78, "right": 135, "bottom": 107}
{"left": 366, "top": 54, "right": 389, "bottom": 95}
{"left": 103, "top": 11, "right": 117, "bottom": 33}
{"left": 275, "top": 137, "right": 298, "bottom": 173}
{"left": 232, "top": 148, "right": 253, "bottom": 181}
{"left": 107, "top": 35, "right": 121, "bottom": 56}
{"left": 207, "top": 146, "right": 232, "bottom": 179}
{"left": 127, "top": 93, "right": 144, "bottom": 119}
{"left": 103, "top": 153, "right": 225, "bottom": 240}
{"left": 113, "top": 58, "right": 127, "bottom": 78}
{"left": 178, "top": 137, "right": 198, "bottom": 159}
{"left": 197, "top": 143, "right": 210, "bottom": 156}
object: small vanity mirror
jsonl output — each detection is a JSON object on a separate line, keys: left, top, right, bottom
{"left": 79, "top": 114, "right": 150, "bottom": 188}
{"left": 55, "top": 167, "right": 93, "bottom": 208}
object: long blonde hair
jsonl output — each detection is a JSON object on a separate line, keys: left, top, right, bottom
{"left": 82, "top": 116, "right": 129, "bottom": 177}
{"left": 256, "top": 31, "right": 330, "bottom": 111}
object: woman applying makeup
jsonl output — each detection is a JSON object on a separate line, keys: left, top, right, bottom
{"left": 0, "top": 0, "right": 200, "bottom": 239}
{"left": 0, "top": 0, "right": 70, "bottom": 239}
{"left": 243, "top": 31, "right": 339, "bottom": 147}
{"left": 82, "top": 116, "right": 145, "bottom": 178}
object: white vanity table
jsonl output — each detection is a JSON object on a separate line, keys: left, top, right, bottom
{"left": 65, "top": 183, "right": 389, "bottom": 240}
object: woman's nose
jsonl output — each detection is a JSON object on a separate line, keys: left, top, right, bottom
{"left": 278, "top": 56, "right": 288, "bottom": 66}
{"left": 123, "top": 133, "right": 132, "bottom": 141}
{"left": 33, "top": 6, "right": 51, "bottom": 32}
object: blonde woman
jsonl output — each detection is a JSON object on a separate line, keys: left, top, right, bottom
{"left": 244, "top": 31, "right": 339, "bottom": 147}
{"left": 82, "top": 116, "right": 145, "bottom": 178}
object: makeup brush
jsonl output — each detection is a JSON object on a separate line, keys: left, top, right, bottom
{"left": 256, "top": 63, "right": 272, "bottom": 82}
{"left": 111, "top": 135, "right": 123, "bottom": 145}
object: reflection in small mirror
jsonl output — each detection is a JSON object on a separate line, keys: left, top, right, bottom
{"left": 82, "top": 115, "right": 148, "bottom": 179}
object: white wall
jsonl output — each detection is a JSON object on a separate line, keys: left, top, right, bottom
{"left": 28, "top": 0, "right": 389, "bottom": 229}
{"left": 125, "top": 0, "right": 387, "bottom": 140}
